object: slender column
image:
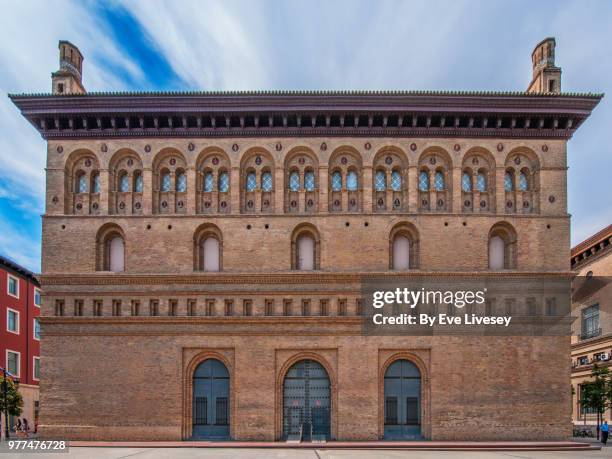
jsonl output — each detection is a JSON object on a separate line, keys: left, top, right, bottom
{"left": 274, "top": 167, "right": 284, "bottom": 213}
{"left": 186, "top": 168, "right": 197, "bottom": 214}
{"left": 230, "top": 167, "right": 241, "bottom": 214}
{"left": 407, "top": 166, "right": 418, "bottom": 213}
{"left": 495, "top": 168, "right": 506, "bottom": 214}
{"left": 362, "top": 166, "right": 373, "bottom": 212}
{"left": 451, "top": 167, "right": 462, "bottom": 213}
{"left": 319, "top": 167, "right": 328, "bottom": 213}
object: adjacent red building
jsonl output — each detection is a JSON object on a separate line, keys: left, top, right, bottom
{"left": 0, "top": 255, "right": 40, "bottom": 434}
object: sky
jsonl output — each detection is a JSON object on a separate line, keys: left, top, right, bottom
{"left": 0, "top": 0, "right": 610, "bottom": 272}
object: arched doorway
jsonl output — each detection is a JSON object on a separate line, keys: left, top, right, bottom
{"left": 192, "top": 359, "right": 230, "bottom": 439}
{"left": 283, "top": 359, "right": 330, "bottom": 441}
{"left": 384, "top": 359, "right": 421, "bottom": 439}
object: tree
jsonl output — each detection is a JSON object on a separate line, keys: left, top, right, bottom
{"left": 580, "top": 364, "right": 612, "bottom": 440}
{"left": 1, "top": 374, "right": 23, "bottom": 433}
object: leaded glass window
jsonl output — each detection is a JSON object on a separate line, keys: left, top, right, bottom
{"left": 347, "top": 170, "right": 358, "bottom": 191}
{"left": 92, "top": 173, "right": 101, "bottom": 193}
{"left": 391, "top": 170, "right": 401, "bottom": 191}
{"left": 161, "top": 172, "right": 171, "bottom": 192}
{"left": 246, "top": 172, "right": 257, "bottom": 191}
{"left": 419, "top": 171, "right": 429, "bottom": 192}
{"left": 477, "top": 173, "right": 487, "bottom": 192}
{"left": 504, "top": 172, "right": 514, "bottom": 191}
{"left": 461, "top": 172, "right": 472, "bottom": 192}
{"left": 218, "top": 172, "right": 229, "bottom": 192}
{"left": 119, "top": 173, "right": 130, "bottom": 192}
{"left": 77, "top": 173, "right": 87, "bottom": 193}
{"left": 176, "top": 172, "right": 187, "bottom": 192}
{"left": 519, "top": 172, "right": 528, "bottom": 191}
{"left": 375, "top": 170, "right": 386, "bottom": 191}
{"left": 204, "top": 172, "right": 214, "bottom": 192}
{"left": 304, "top": 171, "right": 315, "bottom": 191}
{"left": 434, "top": 171, "right": 445, "bottom": 191}
{"left": 134, "top": 173, "right": 143, "bottom": 192}
{"left": 289, "top": 171, "right": 300, "bottom": 191}
{"left": 262, "top": 171, "right": 273, "bottom": 191}
{"left": 331, "top": 171, "right": 342, "bottom": 191}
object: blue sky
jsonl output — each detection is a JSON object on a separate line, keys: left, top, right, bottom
{"left": 0, "top": 0, "right": 610, "bottom": 272}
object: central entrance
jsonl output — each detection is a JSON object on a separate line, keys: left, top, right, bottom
{"left": 192, "top": 358, "right": 230, "bottom": 440}
{"left": 283, "top": 359, "right": 330, "bottom": 441}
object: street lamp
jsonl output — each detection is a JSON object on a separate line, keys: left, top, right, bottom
{"left": 1, "top": 366, "right": 18, "bottom": 441}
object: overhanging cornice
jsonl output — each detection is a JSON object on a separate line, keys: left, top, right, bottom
{"left": 9, "top": 91, "right": 603, "bottom": 140}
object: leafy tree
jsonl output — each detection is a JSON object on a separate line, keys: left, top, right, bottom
{"left": 580, "top": 364, "right": 612, "bottom": 439}
{"left": 0, "top": 375, "right": 23, "bottom": 422}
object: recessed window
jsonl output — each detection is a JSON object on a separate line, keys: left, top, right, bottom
{"left": 134, "top": 171, "right": 143, "bottom": 192}
{"left": 34, "top": 318, "right": 41, "bottom": 340}
{"left": 33, "top": 357, "right": 40, "bottom": 381}
{"left": 91, "top": 172, "right": 101, "bottom": 194}
{"left": 304, "top": 171, "right": 315, "bottom": 191}
{"left": 391, "top": 170, "right": 401, "bottom": 191}
{"left": 246, "top": 172, "right": 257, "bottom": 191}
{"left": 289, "top": 171, "right": 300, "bottom": 191}
{"left": 434, "top": 171, "right": 445, "bottom": 191}
{"left": 7, "top": 350, "right": 19, "bottom": 377}
{"left": 581, "top": 304, "right": 600, "bottom": 340}
{"left": 176, "top": 171, "right": 187, "bottom": 192}
{"left": 476, "top": 173, "right": 487, "bottom": 192}
{"left": 261, "top": 171, "right": 273, "bottom": 192}
{"left": 161, "top": 171, "right": 171, "bottom": 192}
{"left": 204, "top": 172, "right": 214, "bottom": 192}
{"left": 7, "top": 308, "right": 19, "bottom": 334}
{"left": 504, "top": 171, "right": 514, "bottom": 192}
{"left": 346, "top": 170, "right": 358, "bottom": 191}
{"left": 34, "top": 288, "right": 41, "bottom": 307}
{"left": 7, "top": 275, "right": 19, "bottom": 298}
{"left": 119, "top": 172, "right": 130, "bottom": 192}
{"left": 218, "top": 171, "right": 229, "bottom": 192}
{"left": 76, "top": 172, "right": 87, "bottom": 193}
{"left": 519, "top": 172, "right": 529, "bottom": 191}
{"left": 418, "top": 171, "right": 429, "bottom": 192}
{"left": 375, "top": 170, "right": 386, "bottom": 191}
{"left": 461, "top": 172, "right": 472, "bottom": 192}
{"left": 331, "top": 171, "right": 342, "bottom": 191}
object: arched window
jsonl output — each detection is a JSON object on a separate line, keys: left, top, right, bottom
{"left": 218, "top": 172, "right": 229, "bottom": 192}
{"left": 246, "top": 172, "right": 257, "bottom": 191}
{"left": 347, "top": 170, "right": 358, "bottom": 191}
{"left": 203, "top": 172, "right": 214, "bottom": 192}
{"left": 476, "top": 172, "right": 487, "bottom": 192}
{"left": 434, "top": 171, "right": 445, "bottom": 191}
{"left": 392, "top": 235, "right": 411, "bottom": 270}
{"left": 504, "top": 171, "right": 514, "bottom": 192}
{"left": 134, "top": 171, "right": 143, "bottom": 192}
{"left": 519, "top": 171, "right": 529, "bottom": 191}
{"left": 91, "top": 172, "right": 101, "bottom": 194}
{"left": 76, "top": 172, "right": 87, "bottom": 193}
{"left": 331, "top": 171, "right": 342, "bottom": 191}
{"left": 119, "top": 172, "right": 130, "bottom": 192}
{"left": 375, "top": 170, "right": 386, "bottom": 191}
{"left": 297, "top": 234, "right": 315, "bottom": 270}
{"left": 200, "top": 237, "right": 220, "bottom": 272}
{"left": 461, "top": 172, "right": 472, "bottom": 192}
{"left": 108, "top": 236, "right": 125, "bottom": 272}
{"left": 418, "top": 171, "right": 429, "bottom": 192}
{"left": 488, "top": 236, "right": 505, "bottom": 270}
{"left": 161, "top": 171, "right": 171, "bottom": 192}
{"left": 289, "top": 171, "right": 300, "bottom": 191}
{"left": 176, "top": 171, "right": 187, "bottom": 192}
{"left": 391, "top": 170, "right": 402, "bottom": 191}
{"left": 261, "top": 171, "right": 273, "bottom": 192}
{"left": 304, "top": 171, "right": 315, "bottom": 191}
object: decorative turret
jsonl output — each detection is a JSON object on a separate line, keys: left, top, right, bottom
{"left": 51, "top": 40, "right": 85, "bottom": 95}
{"left": 527, "top": 37, "right": 561, "bottom": 94}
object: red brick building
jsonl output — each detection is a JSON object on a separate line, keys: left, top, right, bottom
{"left": 0, "top": 255, "right": 41, "bottom": 434}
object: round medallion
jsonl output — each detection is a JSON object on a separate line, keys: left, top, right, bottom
{"left": 410, "top": 143, "right": 417, "bottom": 151}
{"left": 255, "top": 156, "right": 262, "bottom": 165}
{"left": 291, "top": 200, "right": 297, "bottom": 207}
{"left": 76, "top": 203, "right": 82, "bottom": 210}
{"left": 145, "top": 145, "right": 151, "bottom": 153}
{"left": 334, "top": 199, "right": 340, "bottom": 206}
{"left": 232, "top": 143, "right": 239, "bottom": 152}
{"left": 169, "top": 158, "right": 176, "bottom": 166}
{"left": 548, "top": 195, "right": 555, "bottom": 203}
{"left": 437, "top": 199, "right": 444, "bottom": 207}
{"left": 92, "top": 202, "right": 98, "bottom": 210}
{"left": 247, "top": 200, "right": 253, "bottom": 208}
{"left": 161, "top": 201, "right": 168, "bottom": 208}
{"left": 84, "top": 159, "right": 92, "bottom": 167}
{"left": 275, "top": 142, "right": 282, "bottom": 151}
{"left": 377, "top": 198, "right": 384, "bottom": 206}
{"left": 341, "top": 157, "right": 348, "bottom": 165}
{"left": 429, "top": 156, "right": 437, "bottom": 165}
{"left": 52, "top": 196, "right": 59, "bottom": 204}
{"left": 263, "top": 199, "right": 270, "bottom": 207}
{"left": 135, "top": 202, "right": 141, "bottom": 209}
{"left": 119, "top": 202, "right": 125, "bottom": 209}
{"left": 212, "top": 157, "right": 219, "bottom": 165}
{"left": 464, "top": 200, "right": 471, "bottom": 207}
{"left": 542, "top": 144, "right": 549, "bottom": 152}
{"left": 298, "top": 157, "right": 306, "bottom": 165}
{"left": 204, "top": 201, "right": 211, "bottom": 208}
{"left": 188, "top": 142, "right": 195, "bottom": 151}
{"left": 454, "top": 144, "right": 461, "bottom": 151}
{"left": 365, "top": 142, "right": 371, "bottom": 150}
{"left": 385, "top": 156, "right": 393, "bottom": 165}
{"left": 220, "top": 201, "right": 227, "bottom": 208}
{"left": 320, "top": 142, "right": 327, "bottom": 151}
{"left": 497, "top": 143, "right": 504, "bottom": 152}
{"left": 56, "top": 146, "right": 63, "bottom": 154}
{"left": 514, "top": 157, "right": 521, "bottom": 165}
{"left": 127, "top": 158, "right": 134, "bottom": 167}
{"left": 506, "top": 200, "right": 513, "bottom": 208}
{"left": 393, "top": 198, "right": 400, "bottom": 207}
{"left": 480, "top": 200, "right": 487, "bottom": 208}
{"left": 421, "top": 199, "right": 428, "bottom": 206}
{"left": 177, "top": 200, "right": 184, "bottom": 208}
{"left": 523, "top": 201, "right": 529, "bottom": 208}
{"left": 101, "top": 143, "right": 108, "bottom": 152}
{"left": 307, "top": 199, "right": 314, "bottom": 207}
{"left": 349, "top": 198, "right": 356, "bottom": 206}
{"left": 472, "top": 157, "right": 479, "bottom": 165}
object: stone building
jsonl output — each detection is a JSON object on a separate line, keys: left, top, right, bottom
{"left": 9, "top": 38, "right": 602, "bottom": 441}
{"left": 570, "top": 225, "right": 612, "bottom": 432}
